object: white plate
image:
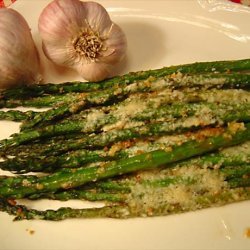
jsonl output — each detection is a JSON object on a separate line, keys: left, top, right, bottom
{"left": 1, "top": 0, "right": 250, "bottom": 249}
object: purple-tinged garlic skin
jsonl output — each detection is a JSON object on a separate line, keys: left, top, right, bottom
{"left": 39, "top": 0, "right": 127, "bottom": 82}
{"left": 0, "top": 8, "right": 41, "bottom": 89}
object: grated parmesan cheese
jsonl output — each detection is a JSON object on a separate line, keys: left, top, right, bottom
{"left": 125, "top": 165, "right": 228, "bottom": 216}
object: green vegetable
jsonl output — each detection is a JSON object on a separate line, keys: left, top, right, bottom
{"left": 1, "top": 58, "right": 250, "bottom": 100}
{"left": 1, "top": 161, "right": 250, "bottom": 220}
{"left": 0, "top": 58, "right": 250, "bottom": 221}
{"left": 2, "top": 100, "right": 249, "bottom": 149}
{"left": 0, "top": 110, "right": 37, "bottom": 122}
{"left": 0, "top": 123, "right": 249, "bottom": 199}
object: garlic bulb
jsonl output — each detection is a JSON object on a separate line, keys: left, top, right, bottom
{"left": 0, "top": 8, "right": 41, "bottom": 89}
{"left": 38, "top": 0, "right": 127, "bottom": 82}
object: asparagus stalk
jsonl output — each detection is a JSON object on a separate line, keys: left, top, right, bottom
{"left": 0, "top": 133, "right": 84, "bottom": 159}
{"left": 178, "top": 141, "right": 250, "bottom": 168}
{"left": 21, "top": 72, "right": 193, "bottom": 129}
{"left": 18, "top": 87, "right": 190, "bottom": 130}
{"left": 2, "top": 97, "right": 250, "bottom": 150}
{"left": 18, "top": 71, "right": 250, "bottom": 130}
{"left": 0, "top": 73, "right": 249, "bottom": 110}
{"left": 25, "top": 176, "right": 195, "bottom": 202}
{"left": 1, "top": 144, "right": 250, "bottom": 220}
{"left": 1, "top": 58, "right": 250, "bottom": 100}
{"left": 0, "top": 110, "right": 37, "bottom": 122}
{"left": 0, "top": 122, "right": 249, "bottom": 199}
{"left": 1, "top": 141, "right": 249, "bottom": 201}
{"left": 0, "top": 87, "right": 248, "bottom": 125}
{"left": 0, "top": 82, "right": 97, "bottom": 101}
{"left": 24, "top": 119, "right": 247, "bottom": 157}
{"left": 0, "top": 93, "right": 79, "bottom": 109}
{"left": 28, "top": 190, "right": 125, "bottom": 202}
{"left": 0, "top": 200, "right": 124, "bottom": 220}
{"left": 18, "top": 84, "right": 139, "bottom": 130}
{"left": 26, "top": 162, "right": 250, "bottom": 202}
{"left": 25, "top": 98, "right": 250, "bottom": 132}
{"left": 0, "top": 118, "right": 212, "bottom": 151}
{"left": 2, "top": 87, "right": 249, "bottom": 157}
{"left": 1, "top": 165, "right": 250, "bottom": 220}
{"left": 228, "top": 177, "right": 250, "bottom": 188}
{"left": 2, "top": 185, "right": 249, "bottom": 221}
{"left": 1, "top": 58, "right": 250, "bottom": 221}
{"left": 0, "top": 72, "right": 249, "bottom": 113}
{"left": 1, "top": 132, "right": 249, "bottom": 174}
{"left": 221, "top": 164, "right": 250, "bottom": 180}
{"left": 1, "top": 87, "right": 250, "bottom": 158}
{"left": 0, "top": 149, "right": 105, "bottom": 173}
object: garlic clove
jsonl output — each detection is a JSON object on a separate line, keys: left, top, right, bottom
{"left": 42, "top": 41, "right": 75, "bottom": 66}
{"left": 100, "top": 23, "right": 127, "bottom": 64}
{"left": 0, "top": 9, "right": 41, "bottom": 89}
{"left": 38, "top": 0, "right": 88, "bottom": 44}
{"left": 76, "top": 61, "right": 112, "bottom": 82}
{"left": 38, "top": 0, "right": 127, "bottom": 82}
{"left": 39, "top": 0, "right": 92, "bottom": 65}
{"left": 83, "top": 1, "right": 113, "bottom": 35}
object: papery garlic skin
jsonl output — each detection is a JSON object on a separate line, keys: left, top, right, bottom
{"left": 0, "top": 9, "right": 41, "bottom": 89}
{"left": 39, "top": 0, "right": 127, "bottom": 82}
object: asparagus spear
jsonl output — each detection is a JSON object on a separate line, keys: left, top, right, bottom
{"left": 5, "top": 88, "right": 248, "bottom": 158}
{"left": 2, "top": 95, "right": 250, "bottom": 150}
{"left": 0, "top": 72, "right": 248, "bottom": 115}
{"left": 18, "top": 87, "right": 198, "bottom": 130}
{"left": 0, "top": 93, "right": 79, "bottom": 109}
{"left": 0, "top": 117, "right": 216, "bottom": 151}
{"left": 18, "top": 71, "right": 250, "bottom": 130}
{"left": 1, "top": 59, "right": 250, "bottom": 221}
{"left": 1, "top": 87, "right": 248, "bottom": 158}
{"left": 20, "top": 117, "right": 247, "bottom": 157}
{"left": 19, "top": 79, "right": 154, "bottom": 129}
{"left": 1, "top": 132, "right": 249, "bottom": 174}
{"left": 26, "top": 161, "right": 250, "bottom": 201}
{"left": 25, "top": 97, "right": 250, "bottom": 132}
{"left": 28, "top": 189, "right": 125, "bottom": 202}
{"left": 0, "top": 200, "right": 124, "bottom": 220}
{"left": 1, "top": 186, "right": 248, "bottom": 221}
{"left": 228, "top": 177, "right": 250, "bottom": 188}
{"left": 0, "top": 82, "right": 99, "bottom": 100}
{"left": 222, "top": 164, "right": 250, "bottom": 180}
{"left": 1, "top": 163, "right": 250, "bottom": 220}
{"left": 0, "top": 132, "right": 85, "bottom": 159}
{"left": 0, "top": 141, "right": 250, "bottom": 195}
{"left": 1, "top": 58, "right": 250, "bottom": 100}
{"left": 1, "top": 86, "right": 249, "bottom": 124}
{"left": 0, "top": 110, "right": 37, "bottom": 122}
{"left": 0, "top": 72, "right": 249, "bottom": 110}
{"left": 0, "top": 149, "right": 105, "bottom": 173}
{"left": 1, "top": 142, "right": 250, "bottom": 220}
{"left": 0, "top": 122, "right": 249, "bottom": 199}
